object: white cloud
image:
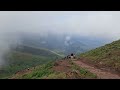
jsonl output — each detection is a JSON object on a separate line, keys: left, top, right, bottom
{"left": 1, "top": 11, "right": 120, "bottom": 65}
{"left": 65, "top": 36, "right": 71, "bottom": 41}
{"left": 0, "top": 11, "right": 120, "bottom": 40}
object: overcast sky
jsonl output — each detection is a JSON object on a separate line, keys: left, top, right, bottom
{"left": 0, "top": 11, "right": 120, "bottom": 40}
{"left": 1, "top": 11, "right": 120, "bottom": 66}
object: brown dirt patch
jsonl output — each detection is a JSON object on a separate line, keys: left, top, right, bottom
{"left": 52, "top": 60, "right": 72, "bottom": 73}
{"left": 73, "top": 59, "right": 120, "bottom": 79}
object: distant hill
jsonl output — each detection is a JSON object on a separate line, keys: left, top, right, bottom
{"left": 80, "top": 39, "right": 120, "bottom": 74}
{"left": 14, "top": 45, "right": 64, "bottom": 57}
{"left": 0, "top": 45, "right": 62, "bottom": 78}
{"left": 20, "top": 33, "right": 109, "bottom": 55}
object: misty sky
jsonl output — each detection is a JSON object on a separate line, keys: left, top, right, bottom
{"left": 1, "top": 11, "right": 120, "bottom": 65}
{"left": 0, "top": 11, "right": 120, "bottom": 40}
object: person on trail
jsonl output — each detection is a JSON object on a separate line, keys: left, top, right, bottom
{"left": 70, "top": 53, "right": 74, "bottom": 59}
{"left": 69, "top": 55, "right": 71, "bottom": 59}
{"left": 71, "top": 53, "right": 73, "bottom": 56}
{"left": 73, "top": 54, "right": 76, "bottom": 59}
{"left": 68, "top": 55, "right": 71, "bottom": 59}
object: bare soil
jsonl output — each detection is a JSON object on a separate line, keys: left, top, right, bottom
{"left": 73, "top": 59, "right": 120, "bottom": 79}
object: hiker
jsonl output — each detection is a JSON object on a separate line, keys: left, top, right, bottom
{"left": 67, "top": 55, "right": 71, "bottom": 59}
{"left": 69, "top": 55, "right": 71, "bottom": 59}
{"left": 73, "top": 54, "right": 76, "bottom": 59}
{"left": 71, "top": 53, "right": 73, "bottom": 56}
{"left": 70, "top": 53, "right": 74, "bottom": 59}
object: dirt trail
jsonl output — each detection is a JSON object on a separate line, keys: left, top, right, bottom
{"left": 52, "top": 60, "right": 72, "bottom": 72}
{"left": 73, "top": 60, "right": 120, "bottom": 79}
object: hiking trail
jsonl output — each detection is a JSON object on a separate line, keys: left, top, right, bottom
{"left": 73, "top": 59, "right": 120, "bottom": 79}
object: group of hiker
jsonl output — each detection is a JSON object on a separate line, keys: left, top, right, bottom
{"left": 15, "top": 53, "right": 76, "bottom": 75}
{"left": 63, "top": 53, "right": 76, "bottom": 60}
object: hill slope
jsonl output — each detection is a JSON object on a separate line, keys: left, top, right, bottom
{"left": 14, "top": 45, "right": 64, "bottom": 57}
{"left": 9, "top": 60, "right": 97, "bottom": 79}
{"left": 80, "top": 39, "right": 120, "bottom": 74}
{"left": 0, "top": 45, "right": 62, "bottom": 78}
{"left": 21, "top": 33, "right": 108, "bottom": 55}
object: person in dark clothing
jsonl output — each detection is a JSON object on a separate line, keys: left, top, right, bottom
{"left": 71, "top": 53, "right": 73, "bottom": 56}
{"left": 69, "top": 55, "right": 71, "bottom": 59}
{"left": 73, "top": 54, "right": 76, "bottom": 59}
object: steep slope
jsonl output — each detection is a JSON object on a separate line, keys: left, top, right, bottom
{"left": 80, "top": 39, "right": 120, "bottom": 74}
{"left": 9, "top": 60, "right": 97, "bottom": 79}
{"left": 73, "top": 60, "right": 120, "bottom": 79}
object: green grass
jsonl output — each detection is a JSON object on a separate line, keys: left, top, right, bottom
{"left": 0, "top": 44, "right": 63, "bottom": 79}
{"left": 16, "top": 62, "right": 55, "bottom": 79}
{"left": 42, "top": 72, "right": 67, "bottom": 79}
{"left": 12, "top": 60, "right": 97, "bottom": 79}
{"left": 53, "top": 49, "right": 65, "bottom": 57}
{"left": 0, "top": 50, "right": 60, "bottom": 79}
{"left": 15, "top": 45, "right": 63, "bottom": 58}
{"left": 16, "top": 61, "right": 67, "bottom": 79}
{"left": 80, "top": 39, "right": 120, "bottom": 73}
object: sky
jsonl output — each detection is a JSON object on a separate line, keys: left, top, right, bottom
{"left": 0, "top": 11, "right": 120, "bottom": 40}
{"left": 0, "top": 11, "right": 120, "bottom": 65}
{"left": 0, "top": 11, "right": 120, "bottom": 38}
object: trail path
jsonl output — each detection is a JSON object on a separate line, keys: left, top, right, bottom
{"left": 73, "top": 60, "right": 120, "bottom": 79}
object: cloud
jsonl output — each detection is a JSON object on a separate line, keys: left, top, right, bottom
{"left": 65, "top": 36, "right": 71, "bottom": 41}
{"left": 0, "top": 11, "right": 120, "bottom": 66}
{"left": 0, "top": 11, "right": 120, "bottom": 39}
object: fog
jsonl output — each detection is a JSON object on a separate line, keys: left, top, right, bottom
{"left": 0, "top": 32, "right": 21, "bottom": 66}
{"left": 0, "top": 11, "right": 120, "bottom": 66}
{"left": 1, "top": 11, "right": 120, "bottom": 39}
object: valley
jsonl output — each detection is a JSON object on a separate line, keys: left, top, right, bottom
{"left": 1, "top": 11, "right": 120, "bottom": 79}
{"left": 0, "top": 45, "right": 61, "bottom": 78}
{"left": 1, "top": 37, "right": 119, "bottom": 79}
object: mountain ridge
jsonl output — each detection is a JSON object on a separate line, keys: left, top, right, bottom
{"left": 80, "top": 39, "right": 120, "bottom": 74}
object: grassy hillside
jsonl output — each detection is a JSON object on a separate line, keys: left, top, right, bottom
{"left": 9, "top": 60, "right": 97, "bottom": 79}
{"left": 0, "top": 45, "right": 62, "bottom": 79}
{"left": 15, "top": 45, "right": 63, "bottom": 58}
{"left": 80, "top": 39, "right": 120, "bottom": 73}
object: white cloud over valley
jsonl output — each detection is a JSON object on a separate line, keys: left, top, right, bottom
{"left": 0, "top": 11, "right": 120, "bottom": 65}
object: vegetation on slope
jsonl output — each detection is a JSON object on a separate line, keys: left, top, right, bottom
{"left": 0, "top": 52, "right": 58, "bottom": 78}
{"left": 0, "top": 45, "right": 62, "bottom": 79}
{"left": 80, "top": 39, "right": 120, "bottom": 73}
{"left": 11, "top": 60, "right": 97, "bottom": 79}
{"left": 15, "top": 45, "right": 63, "bottom": 58}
